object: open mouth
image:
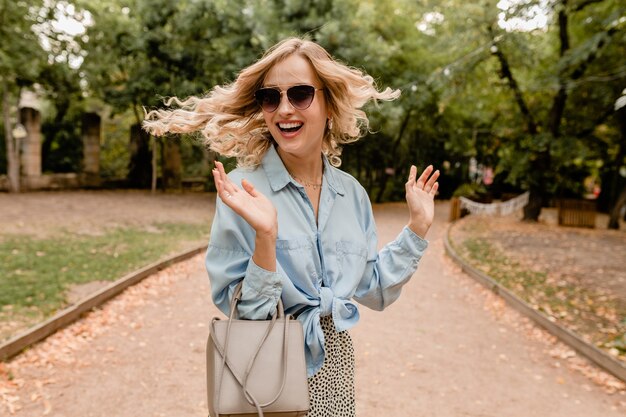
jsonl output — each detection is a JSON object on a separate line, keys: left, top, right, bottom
{"left": 278, "top": 122, "right": 303, "bottom": 133}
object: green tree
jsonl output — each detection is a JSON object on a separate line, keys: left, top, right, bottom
{"left": 484, "top": 0, "right": 625, "bottom": 220}
{"left": 78, "top": 0, "right": 261, "bottom": 190}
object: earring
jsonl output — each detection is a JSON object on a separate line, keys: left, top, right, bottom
{"left": 328, "top": 118, "right": 333, "bottom": 130}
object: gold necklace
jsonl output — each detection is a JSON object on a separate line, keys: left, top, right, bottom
{"left": 288, "top": 172, "right": 323, "bottom": 190}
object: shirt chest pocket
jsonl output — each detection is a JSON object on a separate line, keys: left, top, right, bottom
{"left": 335, "top": 240, "right": 368, "bottom": 279}
{"left": 275, "top": 236, "right": 318, "bottom": 286}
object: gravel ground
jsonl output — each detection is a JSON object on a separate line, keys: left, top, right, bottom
{"left": 449, "top": 209, "right": 626, "bottom": 361}
{"left": 0, "top": 195, "right": 624, "bottom": 416}
{"left": 0, "top": 190, "right": 215, "bottom": 239}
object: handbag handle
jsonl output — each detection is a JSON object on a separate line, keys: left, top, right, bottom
{"left": 211, "top": 281, "right": 290, "bottom": 417}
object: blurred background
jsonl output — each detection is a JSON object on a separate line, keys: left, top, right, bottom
{"left": 1, "top": 0, "right": 624, "bottom": 221}
{"left": 1, "top": 2, "right": 626, "bottom": 414}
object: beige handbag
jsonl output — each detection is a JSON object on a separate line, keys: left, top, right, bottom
{"left": 206, "top": 282, "right": 310, "bottom": 417}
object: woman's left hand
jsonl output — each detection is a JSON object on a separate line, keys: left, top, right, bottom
{"left": 405, "top": 164, "right": 440, "bottom": 238}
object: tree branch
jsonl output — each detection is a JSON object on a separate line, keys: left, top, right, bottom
{"left": 558, "top": 2, "right": 570, "bottom": 56}
{"left": 548, "top": 1, "right": 570, "bottom": 137}
{"left": 572, "top": 0, "right": 605, "bottom": 12}
{"left": 489, "top": 35, "right": 538, "bottom": 134}
{"left": 570, "top": 27, "right": 618, "bottom": 81}
{"left": 572, "top": 106, "right": 615, "bottom": 140}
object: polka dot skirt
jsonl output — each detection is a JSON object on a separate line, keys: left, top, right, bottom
{"left": 306, "top": 315, "right": 356, "bottom": 417}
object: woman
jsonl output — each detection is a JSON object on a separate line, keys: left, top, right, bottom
{"left": 144, "top": 37, "right": 439, "bottom": 417}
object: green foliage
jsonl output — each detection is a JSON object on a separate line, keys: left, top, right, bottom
{"left": 100, "top": 110, "right": 135, "bottom": 179}
{"left": 41, "top": 116, "right": 83, "bottom": 173}
{"left": 439, "top": 0, "right": 626, "bottom": 209}
{"left": 4, "top": 0, "right": 624, "bottom": 203}
{"left": 0, "top": 0, "right": 47, "bottom": 86}
{"left": 0, "top": 0, "right": 48, "bottom": 178}
{"left": 452, "top": 182, "right": 488, "bottom": 199}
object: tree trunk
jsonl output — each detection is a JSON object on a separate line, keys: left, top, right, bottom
{"left": 490, "top": 30, "right": 542, "bottom": 220}
{"left": 201, "top": 147, "right": 217, "bottom": 192}
{"left": 374, "top": 167, "right": 389, "bottom": 203}
{"left": 607, "top": 106, "right": 626, "bottom": 228}
{"left": 523, "top": 186, "right": 544, "bottom": 221}
{"left": 81, "top": 112, "right": 101, "bottom": 187}
{"left": 522, "top": 150, "right": 551, "bottom": 221}
{"left": 2, "top": 85, "right": 20, "bottom": 192}
{"left": 161, "top": 138, "right": 182, "bottom": 191}
{"left": 128, "top": 123, "right": 152, "bottom": 188}
{"left": 151, "top": 136, "right": 158, "bottom": 194}
{"left": 608, "top": 186, "right": 626, "bottom": 229}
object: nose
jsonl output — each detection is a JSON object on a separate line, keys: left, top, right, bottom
{"left": 276, "top": 91, "right": 294, "bottom": 115}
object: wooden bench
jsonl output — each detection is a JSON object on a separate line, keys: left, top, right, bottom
{"left": 557, "top": 199, "right": 596, "bottom": 228}
{"left": 449, "top": 197, "right": 461, "bottom": 221}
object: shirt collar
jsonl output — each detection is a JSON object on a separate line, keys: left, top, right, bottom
{"left": 262, "top": 145, "right": 345, "bottom": 196}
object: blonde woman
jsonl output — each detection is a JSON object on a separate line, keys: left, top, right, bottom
{"left": 144, "top": 37, "right": 439, "bottom": 417}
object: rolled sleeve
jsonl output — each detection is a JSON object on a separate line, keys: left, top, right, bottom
{"left": 397, "top": 226, "right": 429, "bottom": 258}
{"left": 206, "top": 197, "right": 282, "bottom": 320}
{"left": 353, "top": 193, "right": 429, "bottom": 311}
{"left": 239, "top": 258, "right": 283, "bottom": 318}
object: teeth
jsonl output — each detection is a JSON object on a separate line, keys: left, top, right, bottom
{"left": 278, "top": 122, "right": 303, "bottom": 129}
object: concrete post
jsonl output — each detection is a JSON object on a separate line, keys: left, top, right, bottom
{"left": 19, "top": 107, "right": 42, "bottom": 181}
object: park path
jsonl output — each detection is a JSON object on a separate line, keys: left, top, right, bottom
{"left": 3, "top": 201, "right": 624, "bottom": 416}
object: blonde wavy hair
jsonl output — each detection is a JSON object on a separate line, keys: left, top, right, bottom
{"left": 143, "top": 37, "right": 400, "bottom": 167}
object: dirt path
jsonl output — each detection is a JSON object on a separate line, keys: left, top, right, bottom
{"left": 1, "top": 200, "right": 624, "bottom": 416}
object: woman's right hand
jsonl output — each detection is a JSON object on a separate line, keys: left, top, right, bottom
{"left": 212, "top": 161, "right": 278, "bottom": 238}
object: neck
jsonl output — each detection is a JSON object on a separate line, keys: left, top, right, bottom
{"left": 277, "top": 148, "right": 324, "bottom": 182}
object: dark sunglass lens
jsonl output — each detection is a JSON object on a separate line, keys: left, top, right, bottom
{"left": 287, "top": 85, "right": 315, "bottom": 109}
{"left": 255, "top": 88, "right": 280, "bottom": 112}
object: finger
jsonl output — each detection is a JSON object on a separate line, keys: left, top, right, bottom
{"left": 213, "top": 162, "right": 226, "bottom": 188}
{"left": 213, "top": 176, "right": 230, "bottom": 202}
{"left": 215, "top": 161, "right": 228, "bottom": 183}
{"left": 215, "top": 161, "right": 237, "bottom": 195}
{"left": 416, "top": 165, "right": 434, "bottom": 188}
{"left": 212, "top": 168, "right": 224, "bottom": 193}
{"left": 424, "top": 169, "right": 440, "bottom": 191}
{"left": 241, "top": 179, "right": 258, "bottom": 197}
{"left": 430, "top": 182, "right": 439, "bottom": 196}
{"left": 213, "top": 165, "right": 237, "bottom": 203}
{"left": 406, "top": 165, "right": 417, "bottom": 185}
{"left": 405, "top": 166, "right": 416, "bottom": 194}
{"left": 215, "top": 161, "right": 231, "bottom": 184}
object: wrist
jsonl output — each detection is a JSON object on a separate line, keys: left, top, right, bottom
{"left": 253, "top": 228, "right": 277, "bottom": 272}
{"left": 255, "top": 227, "right": 278, "bottom": 241}
{"left": 407, "top": 222, "right": 429, "bottom": 239}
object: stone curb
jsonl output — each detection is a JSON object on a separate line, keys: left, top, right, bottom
{"left": 444, "top": 222, "right": 626, "bottom": 383}
{"left": 0, "top": 244, "right": 207, "bottom": 362}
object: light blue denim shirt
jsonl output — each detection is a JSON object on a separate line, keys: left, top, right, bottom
{"left": 205, "top": 145, "right": 428, "bottom": 377}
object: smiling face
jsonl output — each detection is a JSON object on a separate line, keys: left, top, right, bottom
{"left": 261, "top": 54, "right": 328, "bottom": 163}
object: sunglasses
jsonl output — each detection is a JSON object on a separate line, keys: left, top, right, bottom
{"left": 255, "top": 85, "right": 323, "bottom": 113}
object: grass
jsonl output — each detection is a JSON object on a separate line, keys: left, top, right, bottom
{"left": 459, "top": 237, "right": 548, "bottom": 293}
{"left": 0, "top": 222, "right": 208, "bottom": 340}
{"left": 452, "top": 231, "right": 626, "bottom": 359}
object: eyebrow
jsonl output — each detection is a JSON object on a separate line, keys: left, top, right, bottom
{"left": 261, "top": 83, "right": 320, "bottom": 89}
